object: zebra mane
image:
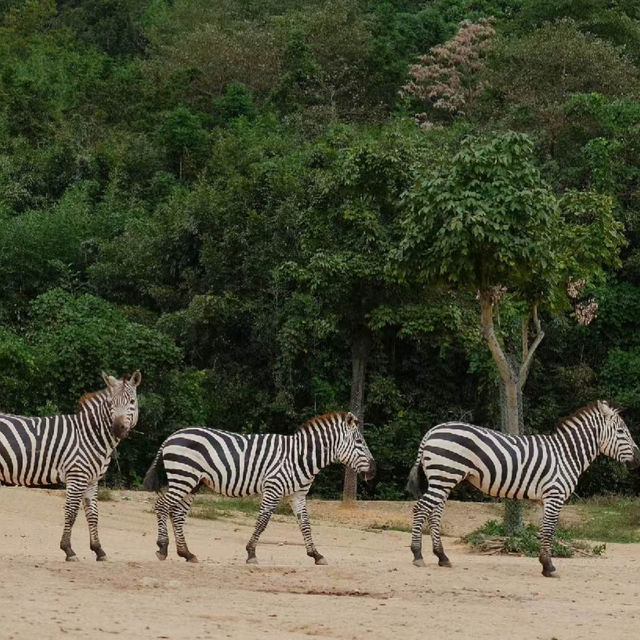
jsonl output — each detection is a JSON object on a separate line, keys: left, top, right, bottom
{"left": 77, "top": 389, "right": 108, "bottom": 410}
{"left": 556, "top": 401, "right": 619, "bottom": 431}
{"left": 295, "top": 412, "right": 346, "bottom": 433}
{"left": 77, "top": 375, "right": 132, "bottom": 411}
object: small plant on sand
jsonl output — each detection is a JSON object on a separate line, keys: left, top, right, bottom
{"left": 368, "top": 521, "right": 412, "bottom": 533}
{"left": 463, "top": 520, "right": 605, "bottom": 557}
{"left": 97, "top": 486, "right": 114, "bottom": 502}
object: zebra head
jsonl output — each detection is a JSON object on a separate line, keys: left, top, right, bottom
{"left": 596, "top": 401, "right": 640, "bottom": 469}
{"left": 336, "top": 412, "right": 376, "bottom": 480}
{"left": 101, "top": 371, "right": 142, "bottom": 440}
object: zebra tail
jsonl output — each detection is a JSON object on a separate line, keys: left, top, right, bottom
{"left": 142, "top": 449, "right": 167, "bottom": 492}
{"left": 405, "top": 461, "right": 427, "bottom": 499}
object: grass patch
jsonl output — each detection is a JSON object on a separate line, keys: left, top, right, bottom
{"left": 97, "top": 487, "right": 114, "bottom": 502}
{"left": 462, "top": 520, "right": 605, "bottom": 558}
{"left": 191, "top": 495, "right": 293, "bottom": 520}
{"left": 368, "top": 522, "right": 412, "bottom": 533}
{"left": 566, "top": 497, "right": 640, "bottom": 543}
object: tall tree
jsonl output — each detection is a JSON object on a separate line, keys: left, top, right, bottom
{"left": 277, "top": 127, "right": 420, "bottom": 502}
{"left": 395, "top": 131, "right": 624, "bottom": 531}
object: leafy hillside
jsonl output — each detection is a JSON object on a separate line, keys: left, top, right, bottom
{"left": 2, "top": 0, "right": 640, "bottom": 497}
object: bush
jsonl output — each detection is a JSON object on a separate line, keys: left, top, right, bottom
{"left": 462, "top": 519, "right": 604, "bottom": 557}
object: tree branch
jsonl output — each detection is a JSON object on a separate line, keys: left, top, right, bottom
{"left": 479, "top": 291, "right": 515, "bottom": 383}
{"left": 519, "top": 303, "right": 544, "bottom": 388}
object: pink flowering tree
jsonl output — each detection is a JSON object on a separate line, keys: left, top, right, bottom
{"left": 402, "top": 18, "right": 496, "bottom": 128}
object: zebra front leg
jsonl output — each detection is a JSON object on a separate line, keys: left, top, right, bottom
{"left": 60, "top": 480, "right": 86, "bottom": 561}
{"left": 169, "top": 493, "right": 197, "bottom": 563}
{"left": 292, "top": 489, "right": 326, "bottom": 565}
{"left": 82, "top": 483, "right": 107, "bottom": 561}
{"left": 246, "top": 491, "right": 281, "bottom": 564}
{"left": 539, "top": 497, "right": 562, "bottom": 577}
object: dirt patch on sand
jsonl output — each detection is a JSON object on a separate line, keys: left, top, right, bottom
{"left": 1, "top": 488, "right": 638, "bottom": 640}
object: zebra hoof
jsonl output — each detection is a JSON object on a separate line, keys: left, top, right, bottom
{"left": 66, "top": 555, "right": 79, "bottom": 562}
{"left": 412, "top": 558, "right": 426, "bottom": 567}
{"left": 542, "top": 569, "right": 557, "bottom": 578}
{"left": 186, "top": 556, "right": 199, "bottom": 564}
{"left": 439, "top": 559, "right": 452, "bottom": 568}
{"left": 315, "top": 556, "right": 328, "bottom": 566}
{"left": 96, "top": 555, "right": 108, "bottom": 562}
{"left": 246, "top": 557, "right": 259, "bottom": 565}
{"left": 155, "top": 551, "right": 167, "bottom": 561}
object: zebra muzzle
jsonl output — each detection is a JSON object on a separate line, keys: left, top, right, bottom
{"left": 360, "top": 459, "right": 376, "bottom": 482}
{"left": 111, "top": 417, "right": 129, "bottom": 440}
{"left": 626, "top": 447, "right": 640, "bottom": 470}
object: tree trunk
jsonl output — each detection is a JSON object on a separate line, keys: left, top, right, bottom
{"left": 342, "top": 332, "right": 369, "bottom": 503}
{"left": 480, "top": 293, "right": 544, "bottom": 536}
{"left": 501, "top": 376, "right": 524, "bottom": 535}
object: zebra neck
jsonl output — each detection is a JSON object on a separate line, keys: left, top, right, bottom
{"left": 552, "top": 422, "right": 599, "bottom": 476}
{"left": 76, "top": 392, "right": 117, "bottom": 452}
{"left": 292, "top": 425, "right": 337, "bottom": 478}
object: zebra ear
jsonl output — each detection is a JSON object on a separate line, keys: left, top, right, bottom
{"left": 597, "top": 400, "right": 616, "bottom": 419}
{"left": 345, "top": 412, "right": 359, "bottom": 430}
{"left": 101, "top": 372, "right": 118, "bottom": 389}
{"left": 130, "top": 370, "right": 142, "bottom": 387}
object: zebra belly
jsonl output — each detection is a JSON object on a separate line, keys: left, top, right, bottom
{"left": 200, "top": 474, "right": 260, "bottom": 497}
{"left": 465, "top": 473, "right": 532, "bottom": 499}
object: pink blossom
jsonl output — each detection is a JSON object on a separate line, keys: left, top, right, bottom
{"left": 402, "top": 18, "right": 496, "bottom": 122}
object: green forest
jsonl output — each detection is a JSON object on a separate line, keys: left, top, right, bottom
{"left": 2, "top": 0, "right": 640, "bottom": 499}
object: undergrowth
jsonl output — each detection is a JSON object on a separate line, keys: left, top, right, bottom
{"left": 566, "top": 497, "right": 640, "bottom": 543}
{"left": 191, "top": 495, "right": 293, "bottom": 520}
{"left": 463, "top": 520, "right": 606, "bottom": 557}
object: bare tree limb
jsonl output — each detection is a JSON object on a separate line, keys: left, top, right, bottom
{"left": 519, "top": 302, "right": 544, "bottom": 388}
{"left": 479, "top": 291, "right": 515, "bottom": 383}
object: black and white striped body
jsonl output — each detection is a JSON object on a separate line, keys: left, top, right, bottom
{"left": 144, "top": 412, "right": 376, "bottom": 564}
{"left": 0, "top": 406, "right": 115, "bottom": 489}
{"left": 424, "top": 424, "right": 598, "bottom": 502}
{"left": 408, "top": 401, "right": 640, "bottom": 577}
{"left": 0, "top": 371, "right": 141, "bottom": 561}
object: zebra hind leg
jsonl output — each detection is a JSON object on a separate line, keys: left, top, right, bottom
{"left": 246, "top": 491, "right": 281, "bottom": 564}
{"left": 410, "top": 495, "right": 432, "bottom": 567}
{"left": 169, "top": 493, "right": 197, "bottom": 563}
{"left": 428, "top": 500, "right": 452, "bottom": 567}
{"left": 411, "top": 480, "right": 455, "bottom": 568}
{"left": 82, "top": 483, "right": 107, "bottom": 561}
{"left": 154, "top": 493, "right": 170, "bottom": 560}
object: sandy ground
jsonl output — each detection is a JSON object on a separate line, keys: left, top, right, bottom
{"left": 1, "top": 488, "right": 639, "bottom": 640}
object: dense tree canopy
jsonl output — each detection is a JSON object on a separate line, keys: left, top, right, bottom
{"left": 1, "top": 0, "right": 640, "bottom": 498}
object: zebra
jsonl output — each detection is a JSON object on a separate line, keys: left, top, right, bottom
{"left": 143, "top": 411, "right": 376, "bottom": 565}
{"left": 406, "top": 401, "right": 640, "bottom": 577}
{"left": 0, "top": 371, "right": 141, "bottom": 561}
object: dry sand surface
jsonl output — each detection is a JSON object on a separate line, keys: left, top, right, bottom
{"left": 1, "top": 488, "right": 639, "bottom": 640}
